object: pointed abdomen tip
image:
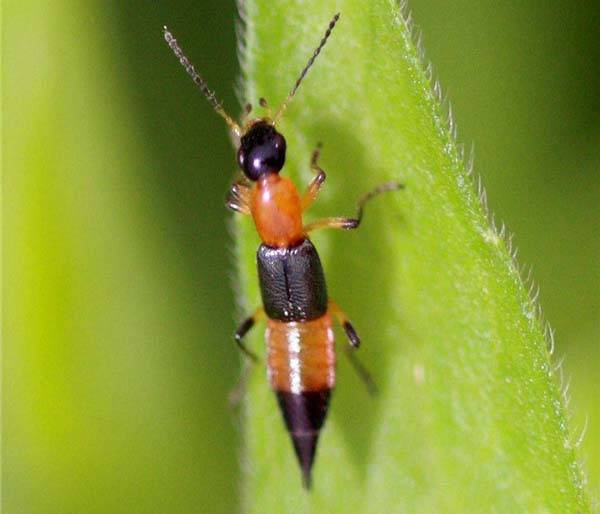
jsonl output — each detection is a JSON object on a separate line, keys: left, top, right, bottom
{"left": 292, "top": 432, "right": 318, "bottom": 489}
{"left": 276, "top": 389, "right": 331, "bottom": 489}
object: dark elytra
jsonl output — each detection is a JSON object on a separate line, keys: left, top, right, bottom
{"left": 257, "top": 238, "right": 328, "bottom": 322}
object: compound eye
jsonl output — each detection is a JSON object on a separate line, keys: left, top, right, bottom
{"left": 238, "top": 123, "right": 287, "bottom": 181}
{"left": 271, "top": 133, "right": 286, "bottom": 165}
{"left": 236, "top": 146, "right": 246, "bottom": 171}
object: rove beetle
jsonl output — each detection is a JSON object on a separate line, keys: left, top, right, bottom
{"left": 164, "top": 13, "right": 403, "bottom": 489}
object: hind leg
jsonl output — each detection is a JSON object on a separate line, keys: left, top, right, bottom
{"left": 229, "top": 308, "right": 265, "bottom": 406}
{"left": 229, "top": 362, "right": 254, "bottom": 408}
{"left": 329, "top": 301, "right": 378, "bottom": 395}
{"left": 234, "top": 307, "right": 264, "bottom": 362}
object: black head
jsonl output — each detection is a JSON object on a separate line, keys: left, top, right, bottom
{"left": 237, "top": 121, "right": 287, "bottom": 180}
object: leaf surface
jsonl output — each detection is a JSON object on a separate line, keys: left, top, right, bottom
{"left": 236, "top": 1, "right": 590, "bottom": 512}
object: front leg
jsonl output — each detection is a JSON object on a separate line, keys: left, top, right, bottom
{"left": 301, "top": 143, "right": 327, "bottom": 211}
{"left": 226, "top": 178, "right": 252, "bottom": 215}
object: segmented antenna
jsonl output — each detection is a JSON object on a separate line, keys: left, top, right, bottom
{"left": 273, "top": 13, "right": 340, "bottom": 124}
{"left": 163, "top": 26, "right": 241, "bottom": 135}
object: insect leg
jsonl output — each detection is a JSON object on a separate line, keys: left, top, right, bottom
{"left": 234, "top": 307, "right": 264, "bottom": 362}
{"left": 342, "top": 345, "right": 379, "bottom": 395}
{"left": 229, "top": 362, "right": 253, "bottom": 408}
{"left": 328, "top": 300, "right": 378, "bottom": 394}
{"left": 226, "top": 179, "right": 252, "bottom": 215}
{"left": 304, "top": 216, "right": 358, "bottom": 232}
{"left": 304, "top": 181, "right": 404, "bottom": 233}
{"left": 301, "top": 143, "right": 327, "bottom": 211}
{"left": 329, "top": 300, "right": 360, "bottom": 347}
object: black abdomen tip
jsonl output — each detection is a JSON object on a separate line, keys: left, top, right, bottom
{"left": 276, "top": 390, "right": 331, "bottom": 489}
{"left": 292, "top": 432, "right": 318, "bottom": 489}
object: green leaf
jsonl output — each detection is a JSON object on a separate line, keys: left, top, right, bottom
{"left": 235, "top": 1, "right": 591, "bottom": 512}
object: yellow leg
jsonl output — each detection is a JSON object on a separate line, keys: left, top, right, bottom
{"left": 226, "top": 179, "right": 252, "bottom": 215}
{"left": 304, "top": 181, "right": 404, "bottom": 233}
{"left": 329, "top": 300, "right": 360, "bottom": 347}
{"left": 329, "top": 300, "right": 377, "bottom": 394}
{"left": 301, "top": 144, "right": 327, "bottom": 211}
{"left": 304, "top": 216, "right": 358, "bottom": 233}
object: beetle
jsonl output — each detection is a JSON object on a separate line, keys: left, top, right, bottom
{"left": 164, "top": 13, "right": 402, "bottom": 488}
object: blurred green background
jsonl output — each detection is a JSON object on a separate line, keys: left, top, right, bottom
{"left": 3, "top": 1, "right": 598, "bottom": 513}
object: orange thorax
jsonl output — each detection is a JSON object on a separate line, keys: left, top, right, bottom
{"left": 251, "top": 173, "right": 304, "bottom": 248}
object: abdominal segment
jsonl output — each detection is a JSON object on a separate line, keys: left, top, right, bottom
{"left": 266, "top": 314, "right": 335, "bottom": 393}
{"left": 266, "top": 314, "right": 335, "bottom": 488}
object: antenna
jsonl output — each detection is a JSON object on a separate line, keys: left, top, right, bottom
{"left": 273, "top": 13, "right": 340, "bottom": 124}
{"left": 163, "top": 26, "right": 241, "bottom": 136}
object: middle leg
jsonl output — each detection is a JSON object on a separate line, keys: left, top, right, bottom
{"left": 304, "top": 181, "right": 404, "bottom": 234}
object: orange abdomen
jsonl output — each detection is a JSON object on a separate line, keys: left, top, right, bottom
{"left": 251, "top": 173, "right": 304, "bottom": 248}
{"left": 266, "top": 314, "right": 336, "bottom": 393}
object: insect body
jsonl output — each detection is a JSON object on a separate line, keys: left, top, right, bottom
{"left": 165, "top": 13, "right": 402, "bottom": 489}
